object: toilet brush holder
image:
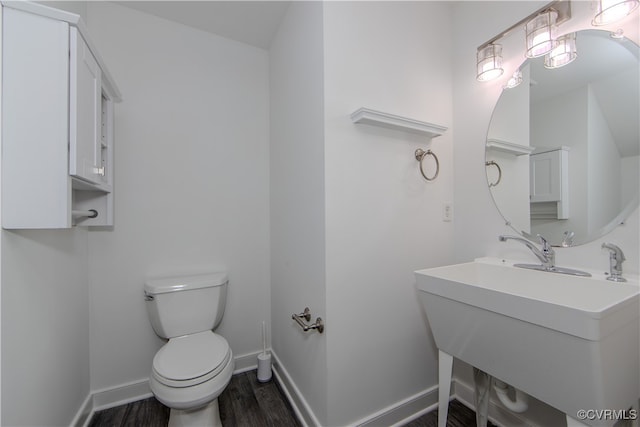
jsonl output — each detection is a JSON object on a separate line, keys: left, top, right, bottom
{"left": 257, "top": 352, "right": 272, "bottom": 383}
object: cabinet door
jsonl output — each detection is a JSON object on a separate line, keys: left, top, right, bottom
{"left": 1, "top": 8, "right": 72, "bottom": 228}
{"left": 70, "top": 28, "right": 104, "bottom": 185}
{"left": 530, "top": 150, "right": 562, "bottom": 202}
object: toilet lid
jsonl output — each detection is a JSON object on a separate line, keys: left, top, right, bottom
{"left": 153, "top": 331, "right": 230, "bottom": 382}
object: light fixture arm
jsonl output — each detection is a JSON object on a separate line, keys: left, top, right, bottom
{"left": 477, "top": 0, "right": 572, "bottom": 51}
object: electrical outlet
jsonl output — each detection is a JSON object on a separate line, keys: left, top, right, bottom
{"left": 443, "top": 202, "right": 453, "bottom": 222}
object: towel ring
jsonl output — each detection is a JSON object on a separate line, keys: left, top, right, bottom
{"left": 414, "top": 148, "right": 439, "bottom": 181}
{"left": 485, "top": 160, "right": 502, "bottom": 187}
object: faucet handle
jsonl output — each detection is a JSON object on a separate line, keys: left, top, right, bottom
{"left": 561, "top": 231, "right": 575, "bottom": 248}
{"left": 537, "top": 235, "right": 552, "bottom": 253}
{"left": 602, "top": 243, "right": 626, "bottom": 282}
{"left": 602, "top": 243, "right": 626, "bottom": 262}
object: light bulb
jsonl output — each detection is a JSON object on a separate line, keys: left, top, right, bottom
{"left": 477, "top": 44, "right": 504, "bottom": 82}
{"left": 525, "top": 10, "right": 558, "bottom": 58}
{"left": 593, "top": 0, "right": 639, "bottom": 25}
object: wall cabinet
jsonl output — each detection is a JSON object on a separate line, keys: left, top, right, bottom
{"left": 530, "top": 147, "right": 569, "bottom": 220}
{"left": 1, "top": 3, "right": 121, "bottom": 229}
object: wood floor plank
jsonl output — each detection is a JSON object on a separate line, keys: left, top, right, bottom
{"left": 246, "top": 370, "right": 301, "bottom": 427}
{"left": 218, "top": 377, "right": 237, "bottom": 426}
{"left": 404, "top": 400, "right": 498, "bottom": 427}
{"left": 121, "top": 397, "right": 169, "bottom": 427}
{"left": 89, "top": 397, "right": 170, "bottom": 427}
{"left": 88, "top": 403, "right": 129, "bottom": 427}
{"left": 225, "top": 371, "right": 270, "bottom": 426}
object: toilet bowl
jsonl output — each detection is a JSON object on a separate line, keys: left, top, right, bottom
{"left": 144, "top": 272, "right": 232, "bottom": 427}
{"left": 150, "top": 331, "right": 234, "bottom": 426}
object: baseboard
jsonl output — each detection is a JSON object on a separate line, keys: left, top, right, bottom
{"left": 271, "top": 350, "right": 322, "bottom": 427}
{"left": 269, "top": 360, "right": 545, "bottom": 427}
{"left": 232, "top": 349, "right": 263, "bottom": 374}
{"left": 270, "top": 350, "right": 444, "bottom": 427}
{"left": 354, "top": 384, "right": 440, "bottom": 427}
{"left": 350, "top": 377, "right": 537, "bottom": 427}
{"left": 70, "top": 393, "right": 93, "bottom": 427}
{"left": 91, "top": 378, "right": 153, "bottom": 412}
{"left": 72, "top": 378, "right": 153, "bottom": 427}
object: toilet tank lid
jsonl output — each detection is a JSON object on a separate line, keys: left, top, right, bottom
{"left": 144, "top": 272, "right": 228, "bottom": 295}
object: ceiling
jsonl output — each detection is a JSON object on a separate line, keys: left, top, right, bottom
{"left": 114, "top": 1, "right": 291, "bottom": 49}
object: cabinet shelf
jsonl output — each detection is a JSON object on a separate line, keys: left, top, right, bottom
{"left": 351, "top": 107, "right": 447, "bottom": 138}
{"left": 486, "top": 139, "right": 534, "bottom": 156}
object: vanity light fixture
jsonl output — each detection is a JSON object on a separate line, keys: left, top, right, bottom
{"left": 476, "top": 0, "right": 571, "bottom": 83}
{"left": 504, "top": 69, "right": 523, "bottom": 89}
{"left": 592, "top": 0, "right": 639, "bottom": 25}
{"left": 476, "top": 44, "right": 504, "bottom": 81}
{"left": 544, "top": 32, "right": 577, "bottom": 69}
{"left": 525, "top": 9, "right": 559, "bottom": 57}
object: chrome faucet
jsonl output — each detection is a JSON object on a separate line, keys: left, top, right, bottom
{"left": 499, "top": 234, "right": 555, "bottom": 270}
{"left": 601, "top": 243, "right": 626, "bottom": 282}
{"left": 561, "top": 231, "right": 575, "bottom": 248}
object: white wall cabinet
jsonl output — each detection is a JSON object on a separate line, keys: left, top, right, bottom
{"left": 530, "top": 147, "right": 569, "bottom": 219}
{"left": 1, "top": 3, "right": 121, "bottom": 229}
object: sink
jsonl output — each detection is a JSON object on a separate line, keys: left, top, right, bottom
{"left": 415, "top": 257, "right": 639, "bottom": 426}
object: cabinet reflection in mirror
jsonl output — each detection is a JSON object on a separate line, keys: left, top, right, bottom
{"left": 486, "top": 30, "right": 639, "bottom": 247}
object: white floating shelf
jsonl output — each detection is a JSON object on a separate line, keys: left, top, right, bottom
{"left": 486, "top": 139, "right": 534, "bottom": 156}
{"left": 351, "top": 107, "right": 447, "bottom": 138}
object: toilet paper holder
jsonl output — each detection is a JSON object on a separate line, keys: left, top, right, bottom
{"left": 292, "top": 307, "right": 324, "bottom": 333}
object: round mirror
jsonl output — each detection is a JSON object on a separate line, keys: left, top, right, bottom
{"left": 486, "top": 29, "right": 639, "bottom": 246}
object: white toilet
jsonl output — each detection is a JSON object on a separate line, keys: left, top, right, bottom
{"left": 144, "top": 271, "right": 234, "bottom": 427}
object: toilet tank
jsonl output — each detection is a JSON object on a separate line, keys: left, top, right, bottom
{"left": 144, "top": 272, "right": 228, "bottom": 339}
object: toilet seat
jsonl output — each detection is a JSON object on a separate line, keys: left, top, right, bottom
{"left": 153, "top": 331, "right": 231, "bottom": 388}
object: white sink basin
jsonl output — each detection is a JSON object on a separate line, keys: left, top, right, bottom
{"left": 415, "top": 257, "right": 639, "bottom": 426}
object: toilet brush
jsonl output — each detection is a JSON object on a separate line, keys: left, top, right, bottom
{"left": 257, "top": 321, "right": 272, "bottom": 382}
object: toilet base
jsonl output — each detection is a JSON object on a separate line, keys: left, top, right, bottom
{"left": 168, "top": 399, "right": 221, "bottom": 427}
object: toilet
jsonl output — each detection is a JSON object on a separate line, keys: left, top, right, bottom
{"left": 144, "top": 271, "right": 234, "bottom": 427}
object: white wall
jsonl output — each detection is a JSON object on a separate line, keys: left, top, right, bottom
{"left": 323, "top": 2, "right": 453, "bottom": 425}
{"left": 271, "top": 2, "right": 454, "bottom": 425}
{"left": 1, "top": 229, "right": 90, "bottom": 426}
{"left": 621, "top": 156, "right": 640, "bottom": 207}
{"left": 587, "top": 86, "right": 622, "bottom": 233}
{"left": 269, "top": 2, "right": 328, "bottom": 425}
{"left": 85, "top": 2, "right": 270, "bottom": 392}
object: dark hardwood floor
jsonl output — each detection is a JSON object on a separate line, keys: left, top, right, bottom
{"left": 89, "top": 370, "right": 300, "bottom": 427}
{"left": 404, "top": 400, "right": 498, "bottom": 427}
{"left": 89, "top": 370, "right": 491, "bottom": 427}
{"left": 88, "top": 396, "right": 169, "bottom": 427}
